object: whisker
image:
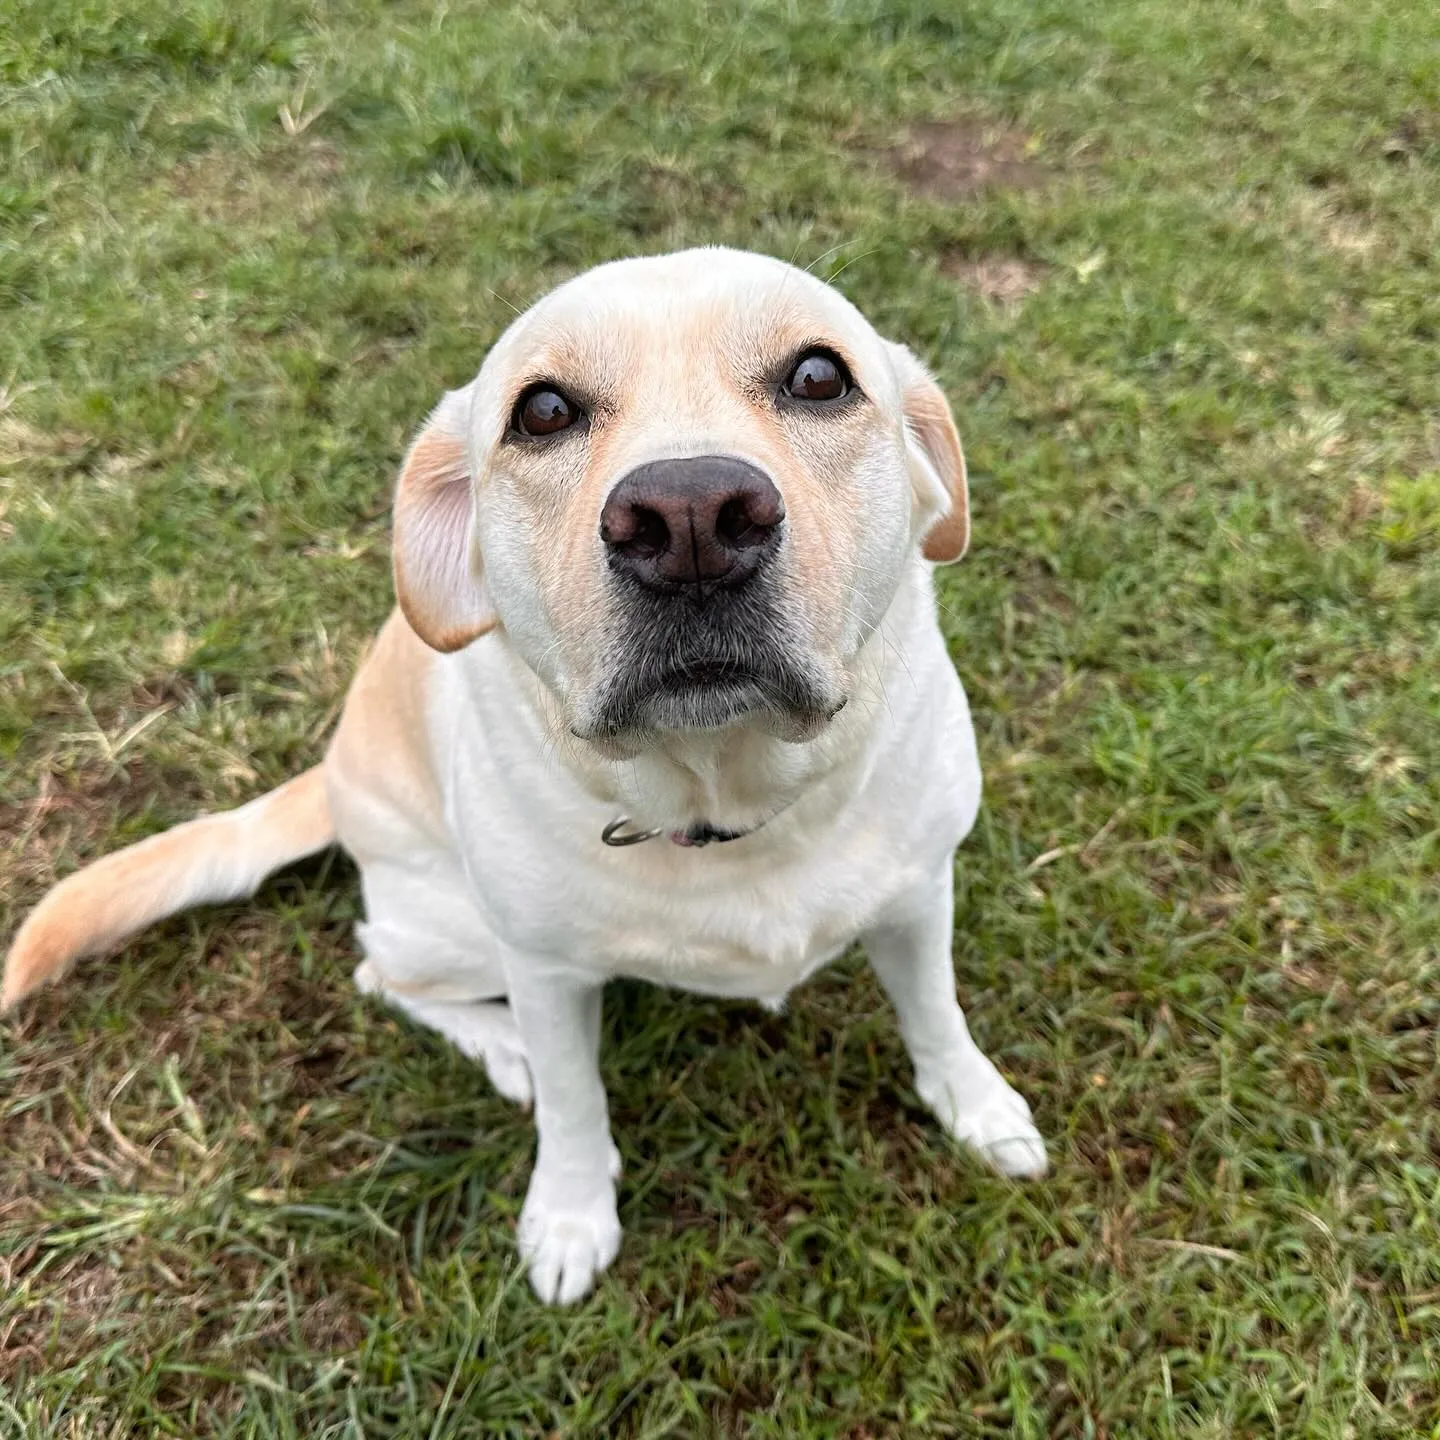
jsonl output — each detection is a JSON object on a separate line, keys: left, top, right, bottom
{"left": 823, "top": 248, "right": 880, "bottom": 285}
{"left": 803, "top": 240, "right": 859, "bottom": 277}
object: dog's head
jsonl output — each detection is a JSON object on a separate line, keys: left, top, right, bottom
{"left": 392, "top": 248, "right": 967, "bottom": 746}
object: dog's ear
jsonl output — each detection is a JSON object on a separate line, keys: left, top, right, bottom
{"left": 888, "top": 343, "right": 970, "bottom": 564}
{"left": 392, "top": 385, "right": 498, "bottom": 653}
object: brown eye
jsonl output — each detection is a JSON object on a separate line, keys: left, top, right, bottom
{"left": 514, "top": 385, "right": 580, "bottom": 437}
{"left": 784, "top": 350, "right": 850, "bottom": 402}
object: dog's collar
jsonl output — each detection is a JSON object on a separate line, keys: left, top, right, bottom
{"left": 601, "top": 816, "right": 751, "bottom": 849}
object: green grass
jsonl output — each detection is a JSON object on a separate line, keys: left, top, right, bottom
{"left": 2, "top": 0, "right": 1439, "bottom": 1433}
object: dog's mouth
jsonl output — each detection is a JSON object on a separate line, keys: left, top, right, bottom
{"left": 577, "top": 647, "right": 840, "bottom": 741}
{"left": 656, "top": 658, "right": 753, "bottom": 693}
{"left": 647, "top": 660, "right": 776, "bottom": 728}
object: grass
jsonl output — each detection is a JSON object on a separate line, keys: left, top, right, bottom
{"left": 1, "top": 0, "right": 1439, "bottom": 1433}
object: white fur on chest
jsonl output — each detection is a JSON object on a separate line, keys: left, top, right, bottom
{"left": 581, "top": 825, "right": 931, "bottom": 1002}
{"left": 451, "top": 790, "right": 944, "bottom": 1004}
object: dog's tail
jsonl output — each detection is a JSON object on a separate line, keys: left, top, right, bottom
{"left": 2, "top": 765, "right": 334, "bottom": 1011}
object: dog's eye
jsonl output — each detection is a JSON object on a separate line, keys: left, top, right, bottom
{"left": 514, "top": 385, "right": 580, "bottom": 437}
{"left": 783, "top": 350, "right": 850, "bottom": 402}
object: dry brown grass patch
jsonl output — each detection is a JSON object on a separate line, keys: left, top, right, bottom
{"left": 163, "top": 140, "right": 343, "bottom": 229}
{"left": 944, "top": 253, "right": 1048, "bottom": 305}
{"left": 881, "top": 118, "right": 1046, "bottom": 200}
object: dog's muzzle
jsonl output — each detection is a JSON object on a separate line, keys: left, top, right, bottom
{"left": 578, "top": 455, "right": 843, "bottom": 740}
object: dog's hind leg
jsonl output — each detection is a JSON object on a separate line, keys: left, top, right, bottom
{"left": 356, "top": 959, "right": 534, "bottom": 1106}
{"left": 349, "top": 856, "right": 533, "bottom": 1104}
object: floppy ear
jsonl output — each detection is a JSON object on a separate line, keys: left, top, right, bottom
{"left": 392, "top": 384, "right": 498, "bottom": 653}
{"left": 888, "top": 343, "right": 970, "bottom": 564}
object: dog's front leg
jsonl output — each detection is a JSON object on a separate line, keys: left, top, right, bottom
{"left": 506, "top": 965, "right": 622, "bottom": 1303}
{"left": 862, "top": 867, "right": 1048, "bottom": 1177}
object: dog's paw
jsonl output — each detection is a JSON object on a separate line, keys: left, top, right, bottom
{"left": 916, "top": 1061, "right": 1048, "bottom": 1178}
{"left": 518, "top": 1180, "right": 621, "bottom": 1305}
{"left": 445, "top": 1005, "right": 534, "bottom": 1107}
{"left": 472, "top": 1035, "right": 533, "bottom": 1108}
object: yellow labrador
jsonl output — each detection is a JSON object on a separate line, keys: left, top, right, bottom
{"left": 4, "top": 248, "right": 1046, "bottom": 1304}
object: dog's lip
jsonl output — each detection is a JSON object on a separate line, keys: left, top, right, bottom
{"left": 575, "top": 663, "right": 844, "bottom": 744}
{"left": 653, "top": 659, "right": 755, "bottom": 689}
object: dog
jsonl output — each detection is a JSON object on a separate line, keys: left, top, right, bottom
{"left": 3, "top": 247, "right": 1047, "bottom": 1303}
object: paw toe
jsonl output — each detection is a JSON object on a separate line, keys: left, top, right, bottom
{"left": 980, "top": 1129, "right": 1049, "bottom": 1178}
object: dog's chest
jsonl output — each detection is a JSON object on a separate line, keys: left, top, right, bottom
{"left": 450, "top": 771, "right": 953, "bottom": 1004}
{"left": 556, "top": 822, "right": 935, "bottom": 1003}
{"left": 593, "top": 871, "right": 877, "bottom": 1002}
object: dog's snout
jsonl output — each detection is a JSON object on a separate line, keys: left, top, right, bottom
{"left": 600, "top": 456, "right": 784, "bottom": 593}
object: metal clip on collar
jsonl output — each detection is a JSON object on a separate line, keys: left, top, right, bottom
{"left": 601, "top": 816, "right": 663, "bottom": 847}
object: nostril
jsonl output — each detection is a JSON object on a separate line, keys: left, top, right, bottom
{"left": 619, "top": 505, "right": 669, "bottom": 559}
{"left": 596, "top": 501, "right": 668, "bottom": 555}
{"left": 716, "top": 490, "right": 784, "bottom": 549}
{"left": 715, "top": 497, "right": 757, "bottom": 547}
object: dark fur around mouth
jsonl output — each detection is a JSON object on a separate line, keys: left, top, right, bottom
{"left": 581, "top": 579, "right": 837, "bottom": 739}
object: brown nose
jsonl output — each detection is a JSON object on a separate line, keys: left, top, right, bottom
{"left": 599, "top": 456, "right": 785, "bottom": 594}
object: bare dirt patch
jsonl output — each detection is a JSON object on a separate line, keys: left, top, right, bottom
{"left": 1290, "top": 191, "right": 1383, "bottom": 259}
{"left": 943, "top": 254, "right": 1047, "bottom": 305}
{"left": 1380, "top": 109, "right": 1440, "bottom": 162}
{"left": 163, "top": 139, "right": 343, "bottom": 228}
{"left": 882, "top": 118, "right": 1045, "bottom": 200}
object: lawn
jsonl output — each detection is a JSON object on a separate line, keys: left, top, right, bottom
{"left": 2, "top": 0, "right": 1439, "bottom": 1433}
